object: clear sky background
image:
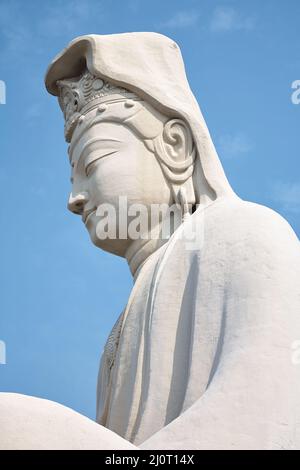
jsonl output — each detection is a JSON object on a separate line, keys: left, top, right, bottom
{"left": 0, "top": 0, "right": 299, "bottom": 420}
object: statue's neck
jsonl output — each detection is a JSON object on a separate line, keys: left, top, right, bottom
{"left": 125, "top": 236, "right": 166, "bottom": 279}
{"left": 125, "top": 194, "right": 216, "bottom": 277}
{"left": 125, "top": 212, "right": 182, "bottom": 278}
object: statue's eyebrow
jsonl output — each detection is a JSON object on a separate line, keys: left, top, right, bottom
{"left": 70, "top": 138, "right": 122, "bottom": 167}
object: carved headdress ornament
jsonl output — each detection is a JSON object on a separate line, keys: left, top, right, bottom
{"left": 57, "top": 71, "right": 140, "bottom": 142}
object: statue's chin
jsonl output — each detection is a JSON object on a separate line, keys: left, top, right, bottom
{"left": 86, "top": 219, "right": 130, "bottom": 258}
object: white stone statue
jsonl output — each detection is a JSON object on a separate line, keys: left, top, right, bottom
{"left": 1, "top": 32, "right": 299, "bottom": 450}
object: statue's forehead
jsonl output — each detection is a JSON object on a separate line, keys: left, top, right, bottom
{"left": 67, "top": 99, "right": 167, "bottom": 165}
{"left": 69, "top": 121, "right": 134, "bottom": 169}
{"left": 67, "top": 106, "right": 137, "bottom": 161}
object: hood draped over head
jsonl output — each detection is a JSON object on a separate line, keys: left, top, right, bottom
{"left": 45, "top": 32, "right": 234, "bottom": 200}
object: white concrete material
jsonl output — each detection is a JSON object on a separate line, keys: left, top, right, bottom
{"left": 138, "top": 200, "right": 300, "bottom": 449}
{"left": 0, "top": 393, "right": 137, "bottom": 450}
{"left": 1, "top": 32, "right": 299, "bottom": 450}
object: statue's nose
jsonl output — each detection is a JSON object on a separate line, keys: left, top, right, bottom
{"left": 67, "top": 191, "right": 89, "bottom": 215}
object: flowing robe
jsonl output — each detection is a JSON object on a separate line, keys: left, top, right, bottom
{"left": 97, "top": 196, "right": 300, "bottom": 449}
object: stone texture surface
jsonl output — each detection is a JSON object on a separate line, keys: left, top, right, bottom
{"left": 1, "top": 32, "right": 299, "bottom": 450}
{"left": 0, "top": 393, "right": 137, "bottom": 450}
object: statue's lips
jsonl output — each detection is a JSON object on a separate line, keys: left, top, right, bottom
{"left": 82, "top": 208, "right": 96, "bottom": 224}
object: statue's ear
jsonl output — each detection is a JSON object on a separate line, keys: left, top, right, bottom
{"left": 154, "top": 119, "right": 196, "bottom": 213}
{"left": 162, "top": 119, "right": 194, "bottom": 164}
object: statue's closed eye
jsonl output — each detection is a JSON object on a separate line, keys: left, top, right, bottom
{"left": 85, "top": 150, "right": 118, "bottom": 176}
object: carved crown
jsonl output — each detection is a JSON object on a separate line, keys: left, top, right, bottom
{"left": 57, "top": 71, "right": 139, "bottom": 141}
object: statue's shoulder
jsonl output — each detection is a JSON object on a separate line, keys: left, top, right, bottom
{"left": 204, "top": 197, "right": 299, "bottom": 248}
{"left": 189, "top": 197, "right": 300, "bottom": 277}
{"left": 191, "top": 197, "right": 300, "bottom": 305}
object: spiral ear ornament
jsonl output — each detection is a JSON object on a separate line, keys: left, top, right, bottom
{"left": 153, "top": 123, "right": 196, "bottom": 185}
{"left": 152, "top": 119, "right": 196, "bottom": 219}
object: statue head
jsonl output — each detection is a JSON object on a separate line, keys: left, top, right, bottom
{"left": 45, "top": 32, "right": 234, "bottom": 260}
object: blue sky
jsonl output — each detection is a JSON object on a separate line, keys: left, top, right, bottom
{"left": 0, "top": 0, "right": 299, "bottom": 419}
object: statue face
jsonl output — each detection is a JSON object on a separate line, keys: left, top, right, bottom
{"left": 68, "top": 120, "right": 173, "bottom": 256}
